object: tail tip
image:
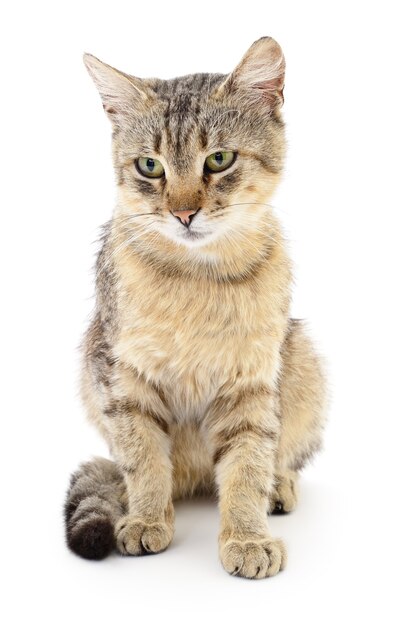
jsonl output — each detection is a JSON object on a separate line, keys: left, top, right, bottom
{"left": 67, "top": 518, "right": 115, "bottom": 560}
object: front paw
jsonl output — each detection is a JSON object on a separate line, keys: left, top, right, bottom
{"left": 219, "top": 535, "right": 287, "bottom": 579}
{"left": 115, "top": 515, "right": 174, "bottom": 556}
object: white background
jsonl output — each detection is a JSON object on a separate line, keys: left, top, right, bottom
{"left": 1, "top": 1, "right": 392, "bottom": 624}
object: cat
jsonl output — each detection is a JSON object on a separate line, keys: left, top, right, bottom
{"left": 64, "top": 36, "right": 327, "bottom": 579}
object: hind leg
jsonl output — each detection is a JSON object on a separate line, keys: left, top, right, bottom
{"left": 269, "top": 319, "right": 327, "bottom": 514}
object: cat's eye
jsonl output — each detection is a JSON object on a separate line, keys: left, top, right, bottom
{"left": 136, "top": 157, "right": 165, "bottom": 178}
{"left": 205, "top": 151, "right": 236, "bottom": 173}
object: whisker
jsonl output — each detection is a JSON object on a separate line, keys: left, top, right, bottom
{"left": 237, "top": 221, "right": 280, "bottom": 246}
{"left": 96, "top": 218, "right": 159, "bottom": 277}
{"left": 114, "top": 212, "right": 158, "bottom": 222}
{"left": 216, "top": 202, "right": 275, "bottom": 211}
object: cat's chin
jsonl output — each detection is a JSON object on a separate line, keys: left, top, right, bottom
{"left": 158, "top": 226, "right": 220, "bottom": 250}
{"left": 179, "top": 229, "right": 213, "bottom": 246}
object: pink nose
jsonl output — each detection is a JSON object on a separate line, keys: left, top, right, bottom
{"left": 171, "top": 208, "right": 200, "bottom": 227}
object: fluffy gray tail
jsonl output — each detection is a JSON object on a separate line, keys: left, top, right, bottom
{"left": 64, "top": 457, "right": 126, "bottom": 560}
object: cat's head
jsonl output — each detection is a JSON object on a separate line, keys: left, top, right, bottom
{"left": 84, "top": 38, "right": 285, "bottom": 258}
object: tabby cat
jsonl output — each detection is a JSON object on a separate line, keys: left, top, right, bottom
{"left": 64, "top": 37, "right": 327, "bottom": 579}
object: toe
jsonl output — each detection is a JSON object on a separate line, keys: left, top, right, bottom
{"left": 265, "top": 539, "right": 286, "bottom": 576}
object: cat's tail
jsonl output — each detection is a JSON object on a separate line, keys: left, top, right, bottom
{"left": 64, "top": 457, "right": 126, "bottom": 560}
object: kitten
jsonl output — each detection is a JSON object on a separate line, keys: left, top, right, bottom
{"left": 64, "top": 37, "right": 327, "bottom": 579}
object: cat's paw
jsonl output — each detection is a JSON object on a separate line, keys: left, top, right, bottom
{"left": 219, "top": 535, "right": 287, "bottom": 579}
{"left": 269, "top": 470, "right": 299, "bottom": 514}
{"left": 115, "top": 515, "right": 174, "bottom": 556}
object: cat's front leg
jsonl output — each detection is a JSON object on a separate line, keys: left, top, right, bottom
{"left": 207, "top": 388, "right": 286, "bottom": 579}
{"left": 107, "top": 399, "right": 174, "bottom": 556}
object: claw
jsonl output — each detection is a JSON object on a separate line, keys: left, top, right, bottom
{"left": 272, "top": 501, "right": 287, "bottom": 515}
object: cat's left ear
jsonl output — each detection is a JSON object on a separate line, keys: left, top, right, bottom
{"left": 216, "top": 37, "right": 285, "bottom": 110}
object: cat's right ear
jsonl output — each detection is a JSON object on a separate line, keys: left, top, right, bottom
{"left": 83, "top": 54, "right": 152, "bottom": 123}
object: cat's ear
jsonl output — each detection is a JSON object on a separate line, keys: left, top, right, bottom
{"left": 83, "top": 53, "right": 153, "bottom": 122}
{"left": 216, "top": 37, "right": 285, "bottom": 111}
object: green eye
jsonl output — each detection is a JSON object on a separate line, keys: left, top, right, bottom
{"left": 205, "top": 151, "right": 236, "bottom": 173}
{"left": 137, "top": 157, "right": 165, "bottom": 178}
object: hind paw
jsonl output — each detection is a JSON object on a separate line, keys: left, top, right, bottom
{"left": 269, "top": 470, "right": 299, "bottom": 514}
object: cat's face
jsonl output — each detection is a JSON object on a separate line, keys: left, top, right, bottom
{"left": 85, "top": 38, "right": 285, "bottom": 253}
